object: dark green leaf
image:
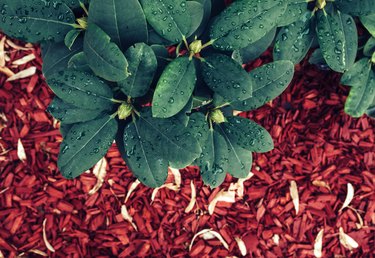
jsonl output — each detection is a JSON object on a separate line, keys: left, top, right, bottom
{"left": 0, "top": 0, "right": 76, "bottom": 43}
{"left": 335, "top": 0, "right": 375, "bottom": 16}
{"left": 118, "top": 43, "right": 157, "bottom": 98}
{"left": 138, "top": 109, "right": 201, "bottom": 168}
{"left": 187, "top": 112, "right": 210, "bottom": 144}
{"left": 196, "top": 129, "right": 228, "bottom": 188}
{"left": 148, "top": 28, "right": 173, "bottom": 46}
{"left": 316, "top": 9, "right": 358, "bottom": 72}
{"left": 274, "top": 12, "right": 314, "bottom": 64}
{"left": 221, "top": 116, "right": 274, "bottom": 153}
{"left": 60, "top": 123, "right": 72, "bottom": 138}
{"left": 277, "top": 0, "right": 308, "bottom": 27}
{"left": 201, "top": 54, "right": 252, "bottom": 103}
{"left": 231, "top": 60, "right": 294, "bottom": 111}
{"left": 88, "top": 0, "right": 148, "bottom": 50}
{"left": 64, "top": 29, "right": 81, "bottom": 50}
{"left": 48, "top": 97, "right": 106, "bottom": 124}
{"left": 122, "top": 121, "right": 168, "bottom": 188}
{"left": 60, "top": 0, "right": 88, "bottom": 9}
{"left": 366, "top": 97, "right": 375, "bottom": 118}
{"left": 187, "top": 0, "right": 212, "bottom": 40}
{"left": 140, "top": 0, "right": 192, "bottom": 43}
{"left": 41, "top": 38, "right": 82, "bottom": 77}
{"left": 46, "top": 70, "right": 114, "bottom": 110}
{"left": 210, "top": 0, "right": 288, "bottom": 50}
{"left": 68, "top": 52, "right": 91, "bottom": 72}
{"left": 175, "top": 98, "right": 193, "bottom": 127}
{"left": 341, "top": 58, "right": 371, "bottom": 86}
{"left": 152, "top": 57, "right": 196, "bottom": 118}
{"left": 84, "top": 23, "right": 129, "bottom": 82}
{"left": 364, "top": 37, "right": 375, "bottom": 57}
{"left": 186, "top": 1, "right": 204, "bottom": 37}
{"left": 58, "top": 115, "right": 118, "bottom": 179}
{"left": 361, "top": 14, "right": 375, "bottom": 37}
{"left": 232, "top": 27, "right": 276, "bottom": 64}
{"left": 216, "top": 124, "right": 252, "bottom": 178}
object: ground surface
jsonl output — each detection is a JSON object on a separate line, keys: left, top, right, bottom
{"left": 0, "top": 34, "right": 374, "bottom": 257}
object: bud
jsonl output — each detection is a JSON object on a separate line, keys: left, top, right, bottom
{"left": 189, "top": 40, "right": 203, "bottom": 54}
{"left": 372, "top": 52, "right": 375, "bottom": 64}
{"left": 210, "top": 109, "right": 225, "bottom": 124}
{"left": 118, "top": 103, "right": 133, "bottom": 120}
{"left": 316, "top": 0, "right": 326, "bottom": 9}
{"left": 77, "top": 17, "right": 88, "bottom": 29}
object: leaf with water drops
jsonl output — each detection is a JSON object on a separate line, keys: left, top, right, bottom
{"left": 361, "top": 14, "right": 375, "bottom": 37}
{"left": 118, "top": 43, "right": 157, "bottom": 98}
{"left": 58, "top": 115, "right": 118, "bottom": 179}
{"left": 316, "top": 9, "right": 358, "bottom": 73}
{"left": 201, "top": 54, "right": 252, "bottom": 103}
{"left": 139, "top": 0, "right": 192, "bottom": 43}
{"left": 122, "top": 121, "right": 168, "bottom": 188}
{"left": 138, "top": 108, "right": 201, "bottom": 168}
{"left": 84, "top": 23, "right": 129, "bottom": 82}
{"left": 196, "top": 129, "right": 229, "bottom": 188}
{"left": 341, "top": 58, "right": 375, "bottom": 117}
{"left": 187, "top": 112, "right": 210, "bottom": 145}
{"left": 68, "top": 52, "right": 91, "bottom": 72}
{"left": 153, "top": 57, "right": 196, "bottom": 118}
{"left": 274, "top": 12, "right": 314, "bottom": 64}
{"left": 363, "top": 37, "right": 375, "bottom": 57}
{"left": 335, "top": 0, "right": 375, "bottom": 16}
{"left": 186, "top": 1, "right": 204, "bottom": 38}
{"left": 48, "top": 97, "right": 106, "bottom": 124}
{"left": 46, "top": 70, "right": 114, "bottom": 111}
{"left": 187, "top": 0, "right": 212, "bottom": 40}
{"left": 216, "top": 124, "right": 252, "bottom": 179}
{"left": 174, "top": 97, "right": 193, "bottom": 127}
{"left": 64, "top": 29, "right": 81, "bottom": 50}
{"left": 221, "top": 116, "right": 274, "bottom": 153}
{"left": 210, "top": 0, "right": 288, "bottom": 50}
{"left": 88, "top": 0, "right": 148, "bottom": 50}
{"left": 0, "top": 0, "right": 76, "bottom": 43}
{"left": 232, "top": 27, "right": 276, "bottom": 64}
{"left": 41, "top": 38, "right": 82, "bottom": 77}
{"left": 231, "top": 60, "right": 294, "bottom": 111}
{"left": 60, "top": 0, "right": 88, "bottom": 9}
{"left": 277, "top": 0, "right": 308, "bottom": 27}
{"left": 60, "top": 123, "right": 73, "bottom": 138}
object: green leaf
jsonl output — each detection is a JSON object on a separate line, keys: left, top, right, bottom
{"left": 221, "top": 116, "right": 274, "bottom": 153}
{"left": 68, "top": 52, "right": 91, "bottom": 72}
{"left": 46, "top": 70, "right": 114, "bottom": 110}
{"left": 196, "top": 129, "right": 228, "bottom": 188}
{"left": 232, "top": 27, "right": 276, "bottom": 64}
{"left": 41, "top": 38, "right": 82, "bottom": 77}
{"left": 150, "top": 45, "right": 171, "bottom": 83}
{"left": 88, "top": 0, "right": 148, "bottom": 50}
{"left": 48, "top": 97, "right": 106, "bottom": 124}
{"left": 60, "top": 123, "right": 72, "bottom": 138}
{"left": 366, "top": 97, "right": 375, "bottom": 118}
{"left": 139, "top": 0, "right": 192, "bottom": 43}
{"left": 58, "top": 115, "right": 118, "bottom": 179}
{"left": 361, "top": 14, "right": 375, "bottom": 37}
{"left": 122, "top": 121, "right": 168, "bottom": 188}
{"left": 118, "top": 43, "right": 157, "bottom": 98}
{"left": 231, "top": 60, "right": 294, "bottom": 111}
{"left": 216, "top": 124, "right": 252, "bottom": 178}
{"left": 187, "top": 112, "right": 210, "bottom": 144}
{"left": 152, "top": 57, "right": 196, "bottom": 118}
{"left": 335, "top": 0, "right": 375, "bottom": 16}
{"left": 60, "top": 0, "right": 88, "bottom": 9}
{"left": 138, "top": 108, "right": 201, "bottom": 168}
{"left": 274, "top": 12, "right": 314, "bottom": 64}
{"left": 210, "top": 0, "right": 288, "bottom": 50}
{"left": 0, "top": 0, "right": 76, "bottom": 43}
{"left": 341, "top": 58, "right": 375, "bottom": 117}
{"left": 201, "top": 54, "right": 252, "bottom": 103}
{"left": 84, "top": 23, "right": 129, "bottom": 82}
{"left": 187, "top": 0, "right": 212, "bottom": 40}
{"left": 364, "top": 37, "right": 375, "bottom": 57}
{"left": 316, "top": 9, "right": 358, "bottom": 73}
{"left": 186, "top": 1, "right": 204, "bottom": 37}
{"left": 175, "top": 98, "right": 193, "bottom": 127}
{"left": 277, "top": 0, "right": 308, "bottom": 27}
{"left": 64, "top": 29, "right": 81, "bottom": 50}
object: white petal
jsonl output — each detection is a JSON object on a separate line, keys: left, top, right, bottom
{"left": 339, "top": 227, "right": 359, "bottom": 250}
{"left": 42, "top": 219, "right": 55, "bottom": 252}
{"left": 189, "top": 229, "right": 229, "bottom": 251}
{"left": 235, "top": 237, "right": 247, "bottom": 256}
{"left": 290, "top": 180, "right": 299, "bottom": 215}
{"left": 125, "top": 179, "right": 140, "bottom": 203}
{"left": 88, "top": 158, "right": 107, "bottom": 195}
{"left": 17, "top": 139, "right": 27, "bottom": 162}
{"left": 121, "top": 205, "right": 137, "bottom": 231}
{"left": 170, "top": 167, "right": 181, "bottom": 187}
{"left": 185, "top": 180, "right": 196, "bottom": 213}
{"left": 339, "top": 183, "right": 354, "bottom": 212}
{"left": 314, "top": 229, "right": 324, "bottom": 258}
{"left": 208, "top": 189, "right": 236, "bottom": 215}
{"left": 7, "top": 66, "right": 36, "bottom": 81}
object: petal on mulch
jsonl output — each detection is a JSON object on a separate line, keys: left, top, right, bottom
{"left": 189, "top": 229, "right": 229, "bottom": 251}
{"left": 185, "top": 180, "right": 196, "bottom": 213}
{"left": 339, "top": 183, "right": 354, "bottom": 212}
{"left": 339, "top": 227, "right": 359, "bottom": 250}
{"left": 7, "top": 66, "right": 36, "bottom": 81}
{"left": 313, "top": 229, "right": 324, "bottom": 258}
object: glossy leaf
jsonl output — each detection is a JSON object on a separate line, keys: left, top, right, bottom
{"left": 364, "top": 37, "right": 375, "bottom": 57}
{"left": 216, "top": 124, "right": 252, "bottom": 178}
{"left": 187, "top": 0, "right": 212, "bottom": 40}
{"left": 84, "top": 23, "right": 129, "bottom": 82}
{"left": 139, "top": 109, "right": 201, "bottom": 168}
{"left": 88, "top": 0, "right": 148, "bottom": 50}
{"left": 366, "top": 97, "right": 375, "bottom": 118}
{"left": 118, "top": 43, "right": 157, "bottom": 98}
{"left": 60, "top": 0, "right": 88, "bottom": 9}
{"left": 48, "top": 97, "right": 106, "bottom": 124}
{"left": 58, "top": 115, "right": 118, "bottom": 179}
{"left": 64, "top": 29, "right": 81, "bottom": 50}
{"left": 341, "top": 58, "right": 375, "bottom": 117}
{"left": 210, "top": 0, "right": 288, "bottom": 50}
{"left": 46, "top": 70, "right": 114, "bottom": 110}
{"left": 60, "top": 123, "right": 73, "bottom": 138}
{"left": 186, "top": 1, "right": 204, "bottom": 37}
{"left": 122, "top": 121, "right": 168, "bottom": 188}
{"left": 274, "top": 12, "right": 314, "bottom": 64}
{"left": 361, "top": 14, "right": 375, "bottom": 37}
{"left": 68, "top": 52, "right": 91, "bottom": 72}
{"left": 153, "top": 57, "right": 196, "bottom": 118}
{"left": 175, "top": 98, "right": 193, "bottom": 127}
{"left": 187, "top": 112, "right": 210, "bottom": 144}
{"left": 232, "top": 61, "right": 294, "bottom": 111}
{"left": 0, "top": 0, "right": 76, "bottom": 43}
{"left": 335, "top": 0, "right": 375, "bottom": 16}
{"left": 316, "top": 9, "right": 358, "bottom": 72}
{"left": 201, "top": 54, "right": 252, "bottom": 103}
{"left": 140, "top": 0, "right": 192, "bottom": 43}
{"left": 41, "top": 39, "right": 82, "bottom": 77}
{"left": 221, "top": 116, "right": 274, "bottom": 153}
{"left": 277, "top": 0, "right": 308, "bottom": 27}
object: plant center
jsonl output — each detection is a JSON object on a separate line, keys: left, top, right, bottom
{"left": 315, "top": 0, "right": 327, "bottom": 10}
{"left": 209, "top": 109, "right": 225, "bottom": 124}
{"left": 118, "top": 102, "right": 133, "bottom": 120}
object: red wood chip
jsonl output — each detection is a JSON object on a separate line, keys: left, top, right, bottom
{"left": 0, "top": 33, "right": 374, "bottom": 257}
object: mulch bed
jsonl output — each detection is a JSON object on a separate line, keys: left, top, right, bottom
{"left": 0, "top": 33, "right": 374, "bottom": 258}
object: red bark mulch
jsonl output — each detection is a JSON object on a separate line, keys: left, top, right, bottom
{"left": 0, "top": 34, "right": 374, "bottom": 257}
